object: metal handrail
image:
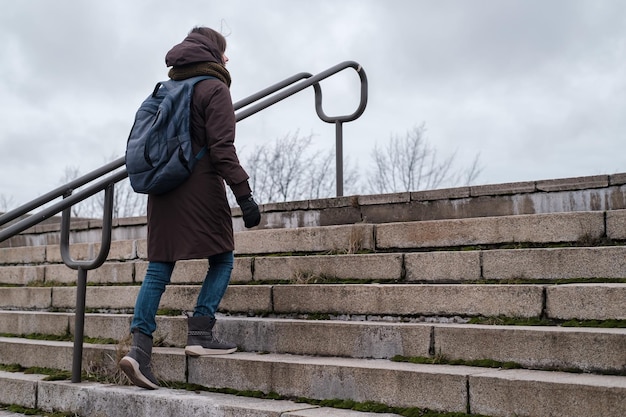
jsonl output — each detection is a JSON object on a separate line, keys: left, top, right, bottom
{"left": 235, "top": 61, "right": 367, "bottom": 123}
{"left": 61, "top": 183, "right": 115, "bottom": 382}
{"left": 235, "top": 61, "right": 368, "bottom": 196}
{"left": 0, "top": 157, "right": 126, "bottom": 228}
{"left": 0, "top": 60, "right": 368, "bottom": 236}
{"left": 0, "top": 61, "right": 368, "bottom": 383}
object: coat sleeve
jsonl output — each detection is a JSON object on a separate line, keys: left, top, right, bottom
{"left": 193, "top": 80, "right": 252, "bottom": 198}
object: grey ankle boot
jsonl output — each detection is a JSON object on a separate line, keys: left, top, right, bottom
{"left": 119, "top": 330, "right": 159, "bottom": 389}
{"left": 185, "top": 316, "right": 237, "bottom": 356}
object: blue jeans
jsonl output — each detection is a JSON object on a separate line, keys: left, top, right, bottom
{"left": 130, "top": 251, "right": 234, "bottom": 336}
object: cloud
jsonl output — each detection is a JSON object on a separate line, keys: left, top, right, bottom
{"left": 1, "top": 0, "right": 626, "bottom": 206}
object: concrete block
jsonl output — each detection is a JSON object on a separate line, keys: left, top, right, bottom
{"left": 610, "top": 173, "right": 626, "bottom": 185}
{"left": 0, "top": 338, "right": 184, "bottom": 383}
{"left": 234, "top": 224, "right": 375, "bottom": 255}
{"left": 136, "top": 239, "right": 147, "bottom": 259}
{"left": 530, "top": 188, "right": 618, "bottom": 213}
{"left": 254, "top": 254, "right": 403, "bottom": 282}
{"left": 546, "top": 283, "right": 626, "bottom": 320}
{"left": 44, "top": 263, "right": 80, "bottom": 283}
{"left": 81, "top": 314, "right": 184, "bottom": 350}
{"left": 30, "top": 222, "right": 58, "bottom": 234}
{"left": 0, "top": 313, "right": 431, "bottom": 358}
{"left": 157, "top": 285, "right": 203, "bottom": 311}
{"left": 404, "top": 251, "right": 481, "bottom": 281}
{"left": 470, "top": 369, "right": 626, "bottom": 417}
{"left": 0, "top": 370, "right": 43, "bottom": 408}
{"left": 148, "top": 347, "right": 187, "bottom": 383}
{"left": 86, "top": 343, "right": 185, "bottom": 384}
{"left": 134, "top": 261, "right": 147, "bottom": 281}
{"left": 171, "top": 259, "right": 209, "bottom": 284}
{"left": 435, "top": 324, "right": 626, "bottom": 374}
{"left": 77, "top": 313, "right": 133, "bottom": 342}
{"left": 483, "top": 247, "right": 626, "bottom": 280}
{"left": 50, "top": 284, "right": 272, "bottom": 313}
{"left": 111, "top": 224, "right": 147, "bottom": 242}
{"left": 134, "top": 258, "right": 253, "bottom": 284}
{"left": 376, "top": 212, "right": 604, "bottom": 249}
{"left": 114, "top": 216, "right": 147, "bottom": 227}
{"left": 232, "top": 257, "right": 253, "bottom": 282}
{"left": 0, "top": 311, "right": 69, "bottom": 336}
{"left": 219, "top": 285, "right": 273, "bottom": 314}
{"left": 95, "top": 240, "right": 136, "bottom": 261}
{"left": 0, "top": 265, "right": 44, "bottom": 285}
{"left": 0, "top": 337, "right": 73, "bottom": 370}
{"left": 364, "top": 195, "right": 522, "bottom": 224}
{"left": 189, "top": 353, "right": 476, "bottom": 412}
{"left": 411, "top": 186, "right": 471, "bottom": 201}
{"left": 361, "top": 202, "right": 424, "bottom": 224}
{"left": 0, "top": 245, "right": 46, "bottom": 264}
{"left": 88, "top": 262, "right": 134, "bottom": 284}
{"left": 251, "top": 209, "right": 321, "bottom": 232}
{"left": 36, "top": 380, "right": 321, "bottom": 417}
{"left": 311, "top": 196, "right": 358, "bottom": 210}
{"left": 0, "top": 287, "right": 51, "bottom": 309}
{"left": 217, "top": 317, "right": 431, "bottom": 359}
{"left": 608, "top": 186, "right": 626, "bottom": 212}
{"left": 607, "top": 209, "right": 626, "bottom": 240}
{"left": 359, "top": 192, "right": 410, "bottom": 206}
{"left": 536, "top": 174, "right": 609, "bottom": 192}
{"left": 45, "top": 262, "right": 134, "bottom": 284}
{"left": 142, "top": 284, "right": 273, "bottom": 314}
{"left": 273, "top": 284, "right": 544, "bottom": 317}
{"left": 284, "top": 409, "right": 401, "bottom": 417}
{"left": 154, "top": 315, "right": 187, "bottom": 347}
{"left": 262, "top": 199, "right": 310, "bottom": 212}
{"left": 470, "top": 181, "right": 536, "bottom": 197}
{"left": 46, "top": 243, "right": 91, "bottom": 263}
{"left": 319, "top": 206, "right": 363, "bottom": 227}
{"left": 52, "top": 286, "right": 139, "bottom": 310}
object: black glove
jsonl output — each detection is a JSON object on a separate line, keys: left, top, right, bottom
{"left": 237, "top": 194, "right": 261, "bottom": 228}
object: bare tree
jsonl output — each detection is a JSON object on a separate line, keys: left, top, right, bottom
{"left": 59, "top": 165, "right": 86, "bottom": 217}
{"left": 0, "top": 194, "right": 14, "bottom": 213}
{"left": 453, "top": 152, "right": 483, "bottom": 187}
{"left": 307, "top": 151, "right": 335, "bottom": 200}
{"left": 88, "top": 177, "right": 147, "bottom": 219}
{"left": 367, "top": 125, "right": 481, "bottom": 193}
{"left": 240, "top": 131, "right": 360, "bottom": 204}
{"left": 50, "top": 126, "right": 480, "bottom": 217}
{"left": 266, "top": 131, "right": 316, "bottom": 202}
{"left": 243, "top": 131, "right": 319, "bottom": 203}
{"left": 58, "top": 158, "right": 147, "bottom": 219}
{"left": 304, "top": 150, "right": 361, "bottom": 199}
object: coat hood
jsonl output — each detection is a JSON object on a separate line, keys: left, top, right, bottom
{"left": 165, "top": 32, "right": 223, "bottom": 67}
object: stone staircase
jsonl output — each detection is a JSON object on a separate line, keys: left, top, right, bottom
{"left": 0, "top": 173, "right": 625, "bottom": 417}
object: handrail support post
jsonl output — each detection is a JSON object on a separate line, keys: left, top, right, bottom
{"left": 335, "top": 121, "right": 344, "bottom": 197}
{"left": 61, "top": 184, "right": 115, "bottom": 383}
{"left": 71, "top": 267, "right": 88, "bottom": 383}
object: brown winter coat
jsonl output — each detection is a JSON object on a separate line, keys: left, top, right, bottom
{"left": 146, "top": 34, "right": 251, "bottom": 262}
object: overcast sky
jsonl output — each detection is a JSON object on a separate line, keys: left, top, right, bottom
{"left": 2, "top": 0, "right": 626, "bottom": 206}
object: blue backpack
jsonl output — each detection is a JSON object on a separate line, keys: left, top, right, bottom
{"left": 125, "top": 75, "right": 214, "bottom": 195}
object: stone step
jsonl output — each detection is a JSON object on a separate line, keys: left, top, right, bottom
{"left": 0, "top": 312, "right": 624, "bottom": 374}
{"left": 0, "top": 412, "right": 44, "bottom": 417}
{"left": 0, "top": 340, "right": 624, "bottom": 417}
{"left": 2, "top": 210, "right": 621, "bottom": 265}
{"left": 1, "top": 283, "right": 624, "bottom": 321}
{"left": 0, "top": 371, "right": 401, "bottom": 417}
{"left": 3, "top": 245, "right": 626, "bottom": 287}
{"left": 247, "top": 246, "right": 626, "bottom": 282}
{"left": 5, "top": 174, "right": 626, "bottom": 251}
